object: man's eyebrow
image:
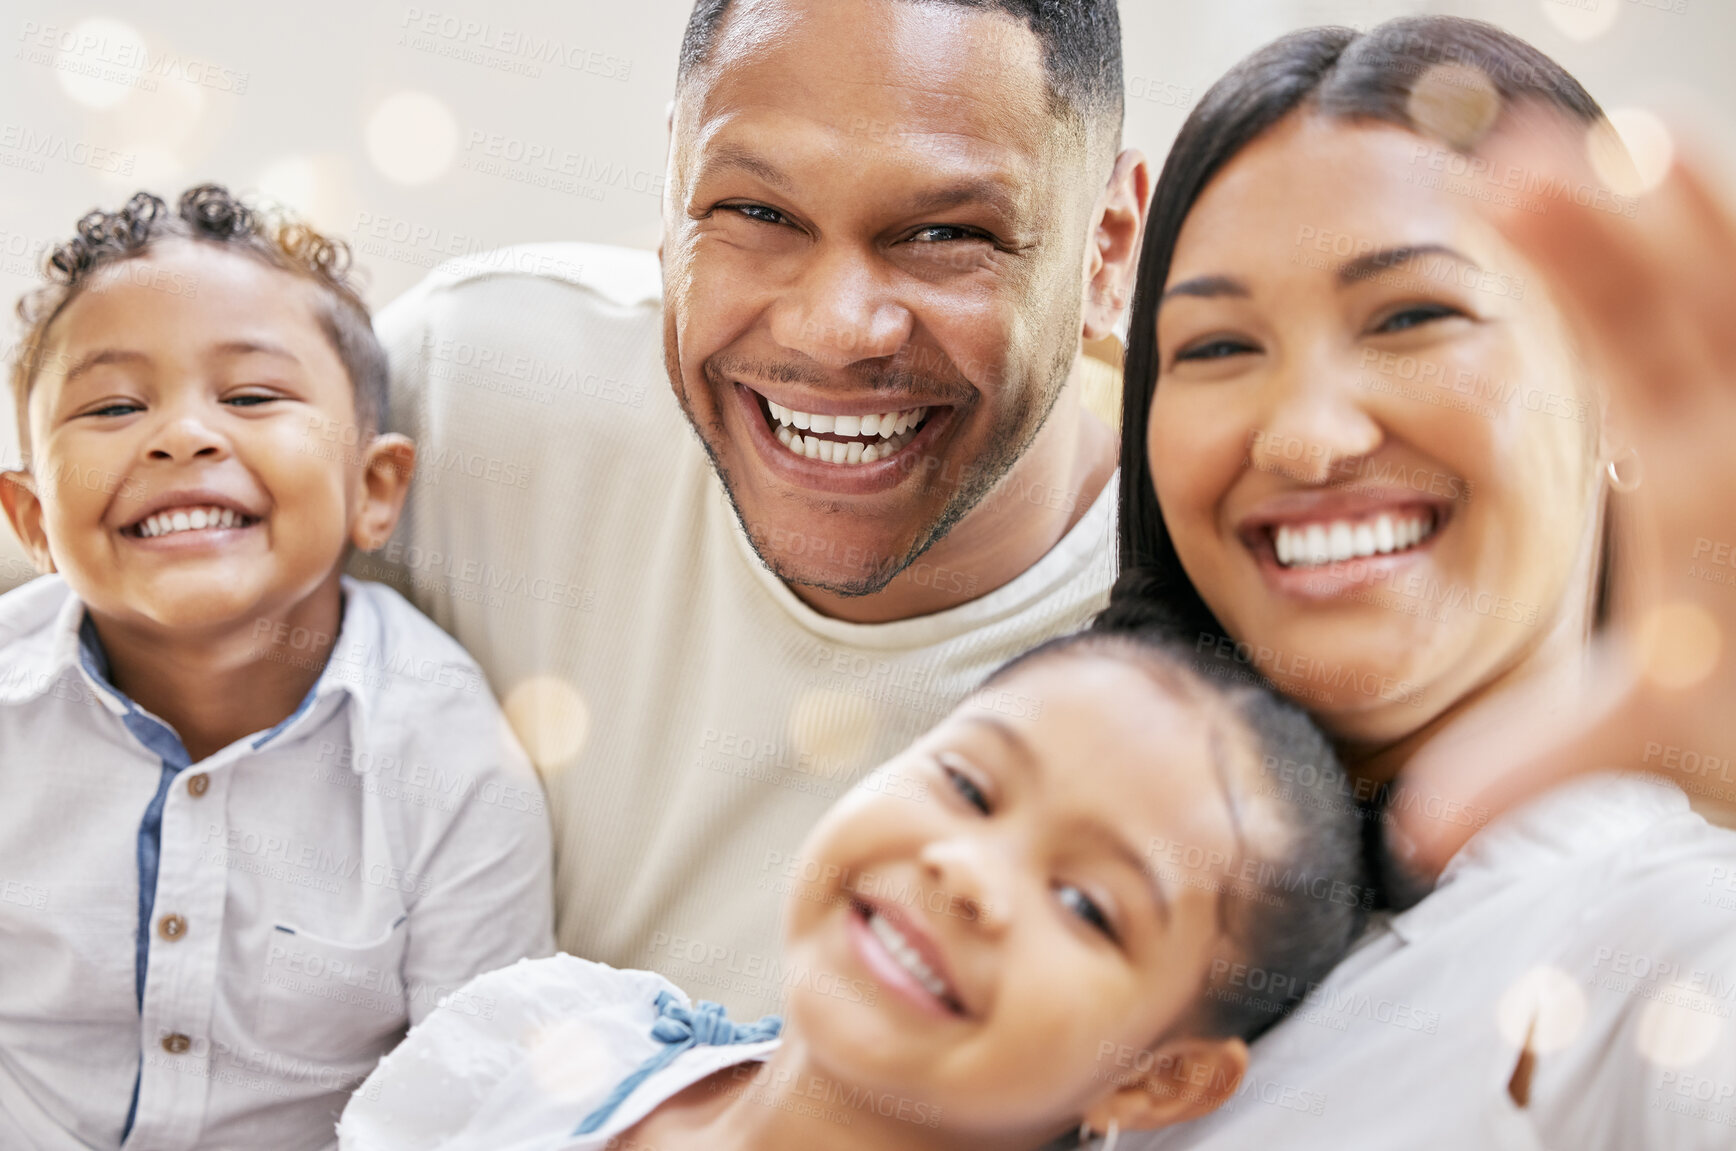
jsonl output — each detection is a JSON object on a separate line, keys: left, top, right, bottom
{"left": 1161, "top": 275, "right": 1249, "bottom": 304}
{"left": 699, "top": 142, "right": 795, "bottom": 193}
{"left": 1337, "top": 243, "right": 1477, "bottom": 286}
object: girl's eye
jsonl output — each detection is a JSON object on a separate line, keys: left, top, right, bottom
{"left": 1374, "top": 303, "right": 1462, "bottom": 335}
{"left": 943, "top": 763, "right": 991, "bottom": 815}
{"left": 730, "top": 204, "right": 788, "bottom": 226}
{"left": 224, "top": 393, "right": 278, "bottom": 407}
{"left": 1057, "top": 883, "right": 1116, "bottom": 941}
{"left": 1173, "top": 337, "right": 1257, "bottom": 364}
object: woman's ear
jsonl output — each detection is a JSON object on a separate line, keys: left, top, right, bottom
{"left": 1085, "top": 1036, "right": 1249, "bottom": 1135}
{"left": 0, "top": 470, "right": 56, "bottom": 573}
{"left": 349, "top": 434, "right": 416, "bottom": 552}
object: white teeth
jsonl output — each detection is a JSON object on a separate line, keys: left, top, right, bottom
{"left": 133, "top": 505, "right": 246, "bottom": 539}
{"left": 1273, "top": 512, "right": 1437, "bottom": 569}
{"left": 867, "top": 910, "right": 951, "bottom": 1002}
{"left": 1375, "top": 515, "right": 1397, "bottom": 554}
{"left": 768, "top": 401, "right": 927, "bottom": 466}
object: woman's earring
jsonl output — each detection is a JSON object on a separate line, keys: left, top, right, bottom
{"left": 1077, "top": 1120, "right": 1120, "bottom": 1150}
{"left": 1607, "top": 448, "right": 1643, "bottom": 493}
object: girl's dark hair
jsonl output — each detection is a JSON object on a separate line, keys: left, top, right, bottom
{"left": 988, "top": 596, "right": 1369, "bottom": 1041}
{"left": 11, "top": 184, "right": 386, "bottom": 460}
{"left": 1114, "top": 17, "right": 1611, "bottom": 644}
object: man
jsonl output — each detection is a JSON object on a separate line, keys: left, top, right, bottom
{"left": 362, "top": 0, "right": 1148, "bottom": 1017}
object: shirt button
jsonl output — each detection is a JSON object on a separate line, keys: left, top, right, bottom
{"left": 157, "top": 913, "right": 188, "bottom": 941}
{"left": 161, "top": 1033, "right": 191, "bottom": 1054}
{"left": 186, "top": 773, "right": 210, "bottom": 797}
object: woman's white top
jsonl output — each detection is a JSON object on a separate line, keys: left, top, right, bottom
{"left": 337, "top": 954, "right": 779, "bottom": 1151}
{"left": 1136, "top": 772, "right": 1736, "bottom": 1150}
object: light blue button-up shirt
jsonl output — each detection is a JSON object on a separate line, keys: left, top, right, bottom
{"left": 0, "top": 574, "right": 555, "bottom": 1151}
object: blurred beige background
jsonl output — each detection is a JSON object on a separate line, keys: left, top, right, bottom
{"left": 2, "top": 0, "right": 1731, "bottom": 588}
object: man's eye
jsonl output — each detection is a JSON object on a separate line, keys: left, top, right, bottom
{"left": 1173, "top": 337, "right": 1256, "bottom": 363}
{"left": 731, "top": 204, "right": 787, "bottom": 226}
{"left": 1057, "top": 883, "right": 1116, "bottom": 941}
{"left": 909, "top": 225, "right": 985, "bottom": 244}
{"left": 1374, "top": 303, "right": 1462, "bottom": 334}
{"left": 943, "top": 764, "right": 990, "bottom": 815}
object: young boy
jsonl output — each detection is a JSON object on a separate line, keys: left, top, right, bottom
{"left": 0, "top": 186, "right": 554, "bottom": 1151}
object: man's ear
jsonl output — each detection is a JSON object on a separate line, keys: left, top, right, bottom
{"left": 349, "top": 434, "right": 416, "bottom": 552}
{"left": 1084, "top": 1036, "right": 1249, "bottom": 1134}
{"left": 1082, "top": 147, "right": 1153, "bottom": 342}
{"left": 0, "top": 470, "right": 56, "bottom": 574}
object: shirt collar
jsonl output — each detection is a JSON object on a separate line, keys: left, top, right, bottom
{"left": 10, "top": 575, "right": 379, "bottom": 762}
{"left": 1389, "top": 770, "right": 1690, "bottom": 944}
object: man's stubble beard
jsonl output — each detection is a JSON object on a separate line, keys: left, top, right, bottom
{"left": 665, "top": 308, "right": 1083, "bottom": 600}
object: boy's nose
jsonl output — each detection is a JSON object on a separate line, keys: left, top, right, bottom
{"left": 145, "top": 415, "right": 229, "bottom": 462}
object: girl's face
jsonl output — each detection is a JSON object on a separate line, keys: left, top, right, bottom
{"left": 780, "top": 654, "right": 1259, "bottom": 1144}
{"left": 1148, "top": 114, "right": 1604, "bottom": 746}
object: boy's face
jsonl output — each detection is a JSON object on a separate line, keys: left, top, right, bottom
{"left": 1, "top": 241, "right": 410, "bottom": 638}
{"left": 781, "top": 655, "right": 1259, "bottom": 1141}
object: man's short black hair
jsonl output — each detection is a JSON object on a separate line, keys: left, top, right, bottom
{"left": 677, "top": 0, "right": 1124, "bottom": 150}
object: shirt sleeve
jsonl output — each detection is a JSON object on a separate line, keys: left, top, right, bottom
{"left": 395, "top": 700, "right": 556, "bottom": 1026}
{"left": 337, "top": 955, "right": 652, "bottom": 1151}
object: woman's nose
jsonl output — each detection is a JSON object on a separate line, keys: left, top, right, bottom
{"left": 1249, "top": 348, "right": 1384, "bottom": 485}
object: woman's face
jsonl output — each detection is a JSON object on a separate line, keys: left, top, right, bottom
{"left": 1149, "top": 114, "right": 1603, "bottom": 747}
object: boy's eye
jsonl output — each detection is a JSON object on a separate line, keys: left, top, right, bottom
{"left": 942, "top": 763, "right": 991, "bottom": 815}
{"left": 1057, "top": 883, "right": 1117, "bottom": 942}
{"left": 84, "top": 401, "right": 143, "bottom": 418}
{"left": 1173, "top": 336, "right": 1257, "bottom": 364}
{"left": 1373, "top": 303, "right": 1462, "bottom": 335}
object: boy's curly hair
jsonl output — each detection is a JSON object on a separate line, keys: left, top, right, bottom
{"left": 10, "top": 184, "right": 387, "bottom": 461}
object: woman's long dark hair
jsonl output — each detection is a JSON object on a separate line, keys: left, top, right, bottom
{"left": 1113, "top": 16, "right": 1608, "bottom": 640}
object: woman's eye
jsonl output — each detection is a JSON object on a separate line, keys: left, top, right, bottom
{"left": 943, "top": 764, "right": 991, "bottom": 815}
{"left": 1057, "top": 883, "right": 1116, "bottom": 941}
{"left": 1374, "top": 303, "right": 1462, "bottom": 334}
{"left": 1173, "top": 337, "right": 1256, "bottom": 364}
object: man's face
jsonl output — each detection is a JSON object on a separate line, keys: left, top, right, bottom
{"left": 661, "top": 0, "right": 1098, "bottom": 596}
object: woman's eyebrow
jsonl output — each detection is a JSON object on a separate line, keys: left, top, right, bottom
{"left": 1161, "top": 274, "right": 1249, "bottom": 303}
{"left": 1336, "top": 243, "right": 1479, "bottom": 286}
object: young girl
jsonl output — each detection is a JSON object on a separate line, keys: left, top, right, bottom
{"left": 338, "top": 614, "right": 1367, "bottom": 1151}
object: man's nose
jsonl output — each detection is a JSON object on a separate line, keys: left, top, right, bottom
{"left": 918, "top": 835, "right": 1011, "bottom": 936}
{"left": 1248, "top": 344, "right": 1384, "bottom": 484}
{"left": 767, "top": 246, "right": 914, "bottom": 370}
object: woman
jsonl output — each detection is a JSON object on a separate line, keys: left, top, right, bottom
{"left": 1114, "top": 17, "right": 1736, "bottom": 1149}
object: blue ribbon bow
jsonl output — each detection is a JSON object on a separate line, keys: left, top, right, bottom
{"left": 573, "top": 990, "right": 783, "bottom": 1135}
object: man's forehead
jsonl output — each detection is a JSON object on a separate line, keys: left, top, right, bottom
{"left": 680, "top": 0, "right": 1062, "bottom": 156}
